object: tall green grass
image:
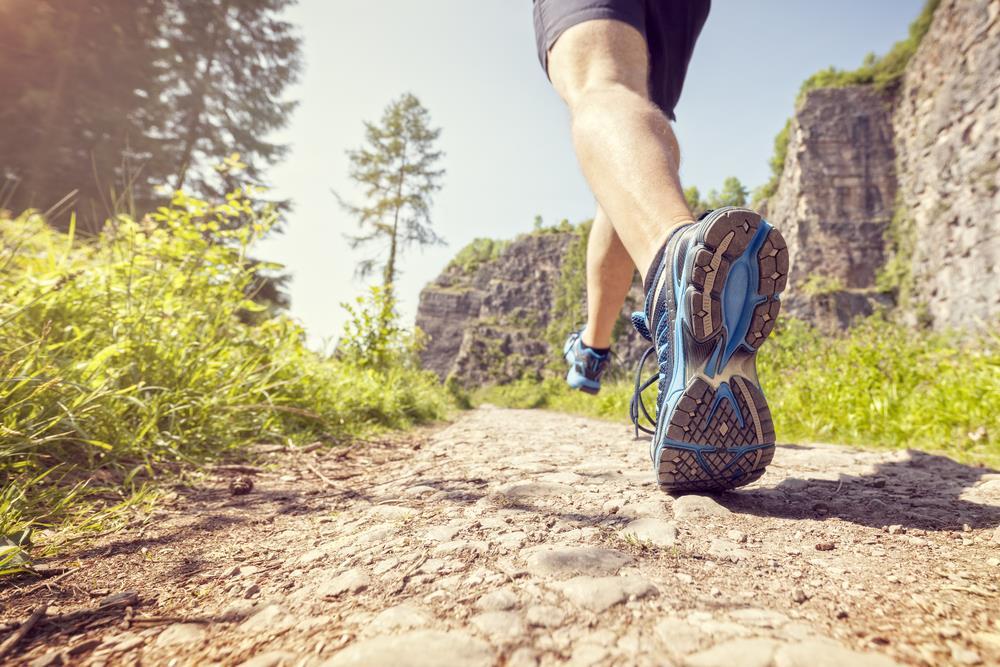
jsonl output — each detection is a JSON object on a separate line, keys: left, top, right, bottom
{"left": 0, "top": 190, "right": 447, "bottom": 572}
{"left": 476, "top": 318, "right": 1000, "bottom": 468}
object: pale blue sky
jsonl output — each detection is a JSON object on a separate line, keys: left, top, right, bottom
{"left": 258, "top": 0, "right": 924, "bottom": 346}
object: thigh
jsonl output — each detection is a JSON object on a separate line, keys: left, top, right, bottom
{"left": 644, "top": 0, "right": 711, "bottom": 120}
{"left": 546, "top": 14, "right": 651, "bottom": 105}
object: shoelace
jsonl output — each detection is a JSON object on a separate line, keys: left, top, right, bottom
{"left": 628, "top": 311, "right": 660, "bottom": 437}
{"left": 629, "top": 344, "right": 660, "bottom": 437}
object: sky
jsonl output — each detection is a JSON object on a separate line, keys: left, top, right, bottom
{"left": 258, "top": 0, "right": 924, "bottom": 348}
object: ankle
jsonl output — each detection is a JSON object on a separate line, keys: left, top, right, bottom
{"left": 581, "top": 327, "right": 612, "bottom": 351}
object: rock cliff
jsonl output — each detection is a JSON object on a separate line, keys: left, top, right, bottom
{"left": 767, "top": 0, "right": 999, "bottom": 331}
{"left": 892, "top": 0, "right": 1000, "bottom": 329}
{"left": 416, "top": 231, "right": 573, "bottom": 385}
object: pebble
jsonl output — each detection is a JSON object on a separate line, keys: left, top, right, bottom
{"left": 500, "top": 482, "right": 572, "bottom": 498}
{"left": 552, "top": 575, "right": 657, "bottom": 612}
{"left": 683, "top": 638, "right": 778, "bottom": 667}
{"left": 727, "top": 529, "right": 748, "bottom": 544}
{"left": 815, "top": 542, "right": 835, "bottom": 551}
{"left": 622, "top": 518, "right": 678, "bottom": 548}
{"left": 238, "top": 605, "right": 295, "bottom": 633}
{"left": 708, "top": 539, "right": 749, "bottom": 563}
{"left": 469, "top": 611, "right": 525, "bottom": 640}
{"left": 368, "top": 604, "right": 432, "bottom": 632}
{"left": 774, "top": 640, "right": 901, "bottom": 666}
{"left": 524, "top": 546, "right": 631, "bottom": 577}
{"left": 425, "top": 524, "right": 463, "bottom": 542}
{"left": 525, "top": 605, "right": 567, "bottom": 628}
{"left": 475, "top": 588, "right": 519, "bottom": 611}
{"left": 317, "top": 568, "right": 370, "bottom": 598}
{"left": 728, "top": 608, "right": 789, "bottom": 628}
{"left": 154, "top": 623, "right": 207, "bottom": 647}
{"left": 321, "top": 630, "right": 494, "bottom": 667}
{"left": 673, "top": 495, "right": 732, "bottom": 520}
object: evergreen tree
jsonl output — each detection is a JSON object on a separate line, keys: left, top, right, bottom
{"left": 0, "top": 0, "right": 301, "bottom": 226}
{"left": 155, "top": 0, "right": 301, "bottom": 201}
{"left": 0, "top": 0, "right": 163, "bottom": 227}
{"left": 339, "top": 93, "right": 446, "bottom": 292}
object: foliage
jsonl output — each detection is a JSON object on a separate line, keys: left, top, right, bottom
{"left": 479, "top": 317, "right": 1000, "bottom": 468}
{"left": 447, "top": 237, "right": 510, "bottom": 274}
{"left": 685, "top": 177, "right": 749, "bottom": 217}
{"left": 0, "top": 190, "right": 447, "bottom": 574}
{"left": 0, "top": 0, "right": 301, "bottom": 224}
{"left": 545, "top": 220, "right": 592, "bottom": 352}
{"left": 338, "top": 93, "right": 446, "bottom": 291}
{"left": 800, "top": 273, "right": 846, "bottom": 297}
{"left": 876, "top": 192, "right": 918, "bottom": 304}
{"left": 751, "top": 119, "right": 792, "bottom": 207}
{"left": 752, "top": 0, "right": 939, "bottom": 206}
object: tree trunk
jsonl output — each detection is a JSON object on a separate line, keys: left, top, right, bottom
{"left": 172, "top": 5, "right": 225, "bottom": 191}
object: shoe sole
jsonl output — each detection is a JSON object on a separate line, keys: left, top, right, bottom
{"left": 655, "top": 208, "right": 787, "bottom": 493}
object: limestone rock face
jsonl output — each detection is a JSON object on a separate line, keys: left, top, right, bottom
{"left": 766, "top": 86, "right": 898, "bottom": 324}
{"left": 416, "top": 232, "right": 573, "bottom": 385}
{"left": 892, "top": 0, "right": 1000, "bottom": 330}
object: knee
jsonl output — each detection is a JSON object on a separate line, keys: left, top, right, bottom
{"left": 567, "top": 81, "right": 660, "bottom": 139}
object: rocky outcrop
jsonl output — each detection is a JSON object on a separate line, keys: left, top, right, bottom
{"left": 416, "top": 232, "right": 573, "bottom": 385}
{"left": 892, "top": 0, "right": 1000, "bottom": 330}
{"left": 767, "top": 0, "right": 999, "bottom": 332}
{"left": 767, "top": 87, "right": 897, "bottom": 292}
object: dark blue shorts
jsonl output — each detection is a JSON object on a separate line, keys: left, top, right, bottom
{"left": 533, "top": 0, "right": 710, "bottom": 120}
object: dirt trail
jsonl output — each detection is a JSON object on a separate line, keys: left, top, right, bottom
{"left": 3, "top": 407, "right": 1000, "bottom": 666}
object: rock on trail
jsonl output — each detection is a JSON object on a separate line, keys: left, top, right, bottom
{"left": 2, "top": 407, "right": 999, "bottom": 666}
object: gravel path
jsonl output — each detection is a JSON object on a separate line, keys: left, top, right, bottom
{"left": 3, "top": 407, "right": 999, "bottom": 666}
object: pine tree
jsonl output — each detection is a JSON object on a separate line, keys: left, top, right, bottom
{"left": 155, "top": 0, "right": 301, "bottom": 201}
{"left": 0, "top": 0, "right": 163, "bottom": 227}
{"left": 339, "top": 93, "right": 446, "bottom": 292}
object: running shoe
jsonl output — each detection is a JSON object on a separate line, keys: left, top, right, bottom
{"left": 630, "top": 207, "right": 788, "bottom": 492}
{"left": 563, "top": 330, "right": 610, "bottom": 395}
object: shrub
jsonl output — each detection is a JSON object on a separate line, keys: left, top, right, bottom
{"left": 0, "top": 190, "right": 447, "bottom": 572}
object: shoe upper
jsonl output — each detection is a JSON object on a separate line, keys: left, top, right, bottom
{"left": 564, "top": 331, "right": 610, "bottom": 390}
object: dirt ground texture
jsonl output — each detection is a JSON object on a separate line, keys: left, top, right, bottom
{"left": 2, "top": 407, "right": 999, "bottom": 667}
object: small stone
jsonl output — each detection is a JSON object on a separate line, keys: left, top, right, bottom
{"left": 815, "top": 542, "right": 835, "bottom": 551}
{"left": 655, "top": 618, "right": 704, "bottom": 658}
{"left": 775, "top": 640, "right": 900, "bottom": 666}
{"left": 469, "top": 611, "right": 524, "bottom": 640}
{"left": 792, "top": 589, "right": 809, "bottom": 604}
{"left": 950, "top": 646, "right": 982, "bottom": 665}
{"left": 229, "top": 476, "right": 253, "bottom": 495}
{"left": 322, "top": 630, "right": 494, "bottom": 667}
{"left": 683, "top": 638, "right": 779, "bottom": 667}
{"left": 433, "top": 540, "right": 488, "bottom": 556}
{"left": 728, "top": 608, "right": 789, "bottom": 628}
{"left": 675, "top": 572, "right": 694, "bottom": 584}
{"left": 887, "top": 525, "right": 904, "bottom": 535}
{"left": 673, "top": 495, "right": 732, "bottom": 520}
{"left": 622, "top": 518, "right": 678, "bottom": 548}
{"left": 368, "top": 604, "right": 432, "bottom": 632}
{"left": 553, "top": 575, "right": 657, "bottom": 612}
{"left": 404, "top": 485, "right": 437, "bottom": 497}
{"left": 525, "top": 605, "right": 566, "bottom": 628}
{"left": 727, "top": 529, "right": 748, "bottom": 544}
{"left": 708, "top": 539, "right": 750, "bottom": 562}
{"left": 317, "top": 568, "right": 370, "bottom": 598}
{"left": 154, "top": 623, "right": 207, "bottom": 647}
{"left": 238, "top": 605, "right": 294, "bottom": 633}
{"left": 244, "top": 583, "right": 261, "bottom": 598}
{"left": 475, "top": 588, "right": 519, "bottom": 611}
{"left": 425, "top": 524, "right": 463, "bottom": 542}
{"left": 991, "top": 526, "right": 1000, "bottom": 544}
{"left": 524, "top": 546, "right": 631, "bottom": 577}
{"left": 507, "top": 647, "right": 539, "bottom": 667}
{"left": 500, "top": 482, "right": 572, "bottom": 498}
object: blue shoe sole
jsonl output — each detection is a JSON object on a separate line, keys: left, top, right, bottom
{"left": 655, "top": 208, "right": 788, "bottom": 492}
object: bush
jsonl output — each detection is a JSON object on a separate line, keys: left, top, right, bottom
{"left": 0, "top": 191, "right": 447, "bottom": 572}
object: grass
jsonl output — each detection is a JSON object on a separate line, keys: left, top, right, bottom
{"left": 475, "top": 317, "right": 1000, "bottom": 468}
{"left": 0, "top": 189, "right": 448, "bottom": 574}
